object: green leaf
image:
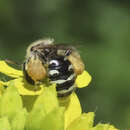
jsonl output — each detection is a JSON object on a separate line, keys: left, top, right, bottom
{"left": 0, "top": 82, "right": 23, "bottom": 121}
{"left": 67, "top": 112, "right": 94, "bottom": 130}
{"left": 0, "top": 117, "right": 11, "bottom": 130}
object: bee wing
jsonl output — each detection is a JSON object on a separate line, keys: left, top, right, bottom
{"left": 54, "top": 44, "right": 74, "bottom": 56}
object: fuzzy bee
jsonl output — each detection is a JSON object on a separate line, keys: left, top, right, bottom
{"left": 23, "top": 38, "right": 85, "bottom": 97}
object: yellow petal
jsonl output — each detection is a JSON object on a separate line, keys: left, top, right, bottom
{"left": 13, "top": 78, "right": 44, "bottom": 95}
{"left": 59, "top": 93, "right": 82, "bottom": 129}
{"left": 0, "top": 61, "right": 23, "bottom": 78}
{"left": 0, "top": 81, "right": 5, "bottom": 86}
{"left": 76, "top": 70, "right": 92, "bottom": 88}
{"left": 94, "top": 124, "right": 119, "bottom": 130}
{"left": 66, "top": 112, "right": 94, "bottom": 130}
{"left": 5, "top": 78, "right": 55, "bottom": 95}
{"left": 109, "top": 125, "right": 119, "bottom": 130}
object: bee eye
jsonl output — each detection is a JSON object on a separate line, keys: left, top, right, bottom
{"left": 49, "top": 60, "right": 59, "bottom": 66}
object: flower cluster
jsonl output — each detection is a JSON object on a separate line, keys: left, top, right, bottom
{"left": 0, "top": 61, "right": 118, "bottom": 130}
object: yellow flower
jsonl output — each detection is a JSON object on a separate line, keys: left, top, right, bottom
{"left": 0, "top": 60, "right": 119, "bottom": 130}
{"left": 0, "top": 60, "right": 92, "bottom": 129}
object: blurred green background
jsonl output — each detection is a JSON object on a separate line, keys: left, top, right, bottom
{"left": 0, "top": 0, "right": 130, "bottom": 129}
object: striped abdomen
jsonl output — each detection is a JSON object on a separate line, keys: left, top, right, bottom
{"left": 48, "top": 56, "right": 76, "bottom": 97}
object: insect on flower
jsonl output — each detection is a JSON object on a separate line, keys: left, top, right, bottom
{"left": 7, "top": 38, "right": 85, "bottom": 97}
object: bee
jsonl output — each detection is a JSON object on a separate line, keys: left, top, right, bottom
{"left": 23, "top": 38, "right": 85, "bottom": 97}
{"left": 23, "top": 39, "right": 53, "bottom": 85}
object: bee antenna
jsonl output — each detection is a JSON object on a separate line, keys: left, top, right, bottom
{"left": 5, "top": 59, "right": 22, "bottom": 66}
